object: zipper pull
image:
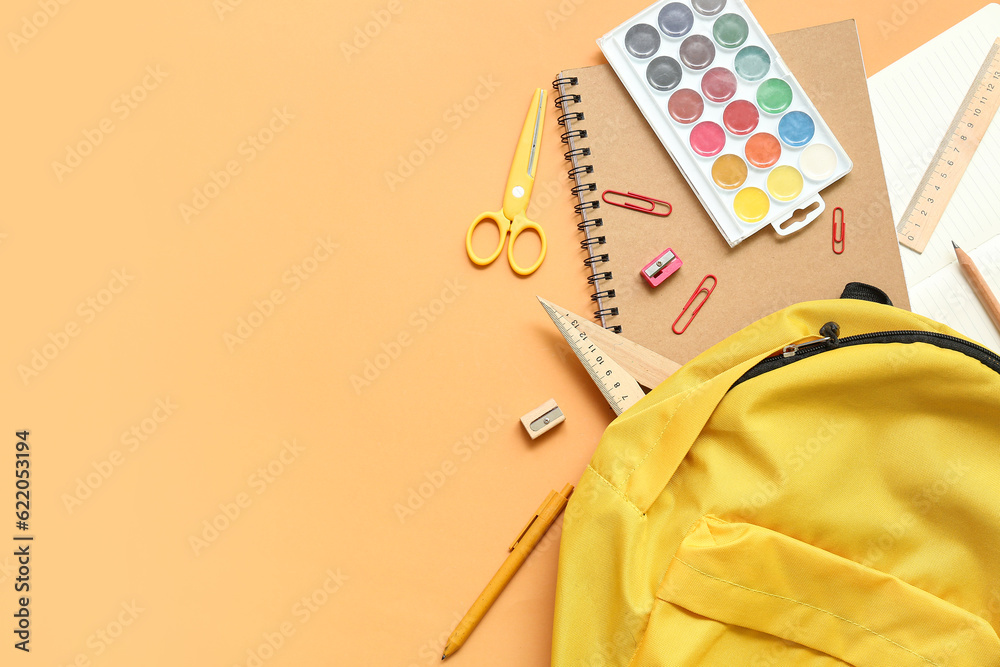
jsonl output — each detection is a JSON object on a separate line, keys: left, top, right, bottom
{"left": 820, "top": 321, "right": 841, "bottom": 347}
{"left": 782, "top": 338, "right": 830, "bottom": 358}
{"left": 781, "top": 322, "right": 841, "bottom": 358}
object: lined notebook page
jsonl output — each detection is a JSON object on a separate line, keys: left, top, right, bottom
{"left": 908, "top": 236, "right": 1000, "bottom": 351}
{"left": 868, "top": 4, "right": 1000, "bottom": 350}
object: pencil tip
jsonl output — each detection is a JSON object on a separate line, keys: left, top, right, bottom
{"left": 952, "top": 240, "right": 959, "bottom": 249}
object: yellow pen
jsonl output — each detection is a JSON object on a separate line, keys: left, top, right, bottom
{"left": 442, "top": 483, "right": 574, "bottom": 660}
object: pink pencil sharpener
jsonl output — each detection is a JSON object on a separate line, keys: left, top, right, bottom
{"left": 641, "top": 248, "right": 682, "bottom": 288}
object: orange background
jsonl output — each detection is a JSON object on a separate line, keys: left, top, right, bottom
{"left": 0, "top": 0, "right": 990, "bottom": 665}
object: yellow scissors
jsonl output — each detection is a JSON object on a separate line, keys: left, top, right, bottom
{"left": 466, "top": 88, "right": 547, "bottom": 276}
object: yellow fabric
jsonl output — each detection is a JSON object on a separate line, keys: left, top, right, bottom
{"left": 552, "top": 299, "right": 1000, "bottom": 667}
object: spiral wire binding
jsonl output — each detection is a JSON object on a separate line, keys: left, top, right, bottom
{"left": 552, "top": 75, "right": 620, "bottom": 332}
{"left": 558, "top": 111, "right": 584, "bottom": 125}
{"left": 553, "top": 93, "right": 581, "bottom": 109}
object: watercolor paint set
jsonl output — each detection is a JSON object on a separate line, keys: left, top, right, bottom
{"left": 597, "top": 0, "right": 852, "bottom": 246}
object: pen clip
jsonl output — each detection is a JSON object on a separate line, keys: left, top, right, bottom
{"left": 509, "top": 491, "right": 556, "bottom": 551}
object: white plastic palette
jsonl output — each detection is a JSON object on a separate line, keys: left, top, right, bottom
{"left": 597, "top": 0, "right": 852, "bottom": 246}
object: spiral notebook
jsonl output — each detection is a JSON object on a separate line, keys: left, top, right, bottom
{"left": 555, "top": 19, "right": 908, "bottom": 365}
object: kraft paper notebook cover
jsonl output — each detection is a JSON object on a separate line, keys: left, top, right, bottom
{"left": 555, "top": 19, "right": 909, "bottom": 365}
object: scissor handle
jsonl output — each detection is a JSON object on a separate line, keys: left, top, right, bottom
{"left": 466, "top": 210, "right": 510, "bottom": 266}
{"left": 507, "top": 214, "right": 546, "bottom": 276}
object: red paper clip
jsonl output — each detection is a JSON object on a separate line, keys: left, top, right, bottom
{"left": 832, "top": 207, "right": 845, "bottom": 254}
{"left": 672, "top": 275, "right": 717, "bottom": 335}
{"left": 601, "top": 190, "right": 672, "bottom": 217}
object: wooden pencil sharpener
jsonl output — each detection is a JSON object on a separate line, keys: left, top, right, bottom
{"left": 520, "top": 399, "right": 565, "bottom": 440}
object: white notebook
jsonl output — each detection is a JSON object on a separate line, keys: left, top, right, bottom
{"left": 868, "top": 4, "right": 1000, "bottom": 352}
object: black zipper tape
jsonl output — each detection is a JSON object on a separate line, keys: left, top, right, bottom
{"left": 732, "top": 330, "right": 1000, "bottom": 390}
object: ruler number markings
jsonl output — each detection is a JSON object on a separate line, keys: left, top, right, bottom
{"left": 897, "top": 41, "right": 1000, "bottom": 252}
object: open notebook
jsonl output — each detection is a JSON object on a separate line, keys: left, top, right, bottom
{"left": 555, "top": 20, "right": 908, "bottom": 365}
{"left": 869, "top": 4, "right": 1000, "bottom": 352}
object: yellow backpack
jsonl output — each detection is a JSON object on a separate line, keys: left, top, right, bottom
{"left": 552, "top": 285, "right": 1000, "bottom": 666}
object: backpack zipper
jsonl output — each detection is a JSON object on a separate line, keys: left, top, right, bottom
{"left": 780, "top": 337, "right": 831, "bottom": 358}
{"left": 733, "top": 323, "right": 1000, "bottom": 389}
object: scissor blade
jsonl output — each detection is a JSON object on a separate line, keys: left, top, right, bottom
{"left": 502, "top": 89, "right": 546, "bottom": 221}
{"left": 527, "top": 92, "right": 544, "bottom": 177}
{"left": 538, "top": 296, "right": 646, "bottom": 415}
